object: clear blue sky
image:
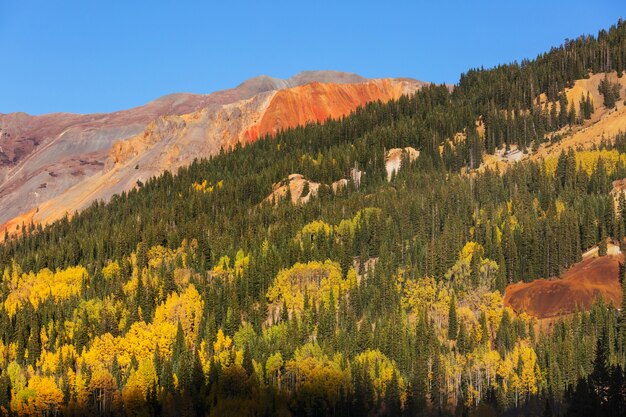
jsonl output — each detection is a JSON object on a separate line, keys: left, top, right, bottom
{"left": 0, "top": 0, "right": 623, "bottom": 115}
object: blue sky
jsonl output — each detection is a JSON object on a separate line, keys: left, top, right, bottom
{"left": 0, "top": 0, "right": 623, "bottom": 115}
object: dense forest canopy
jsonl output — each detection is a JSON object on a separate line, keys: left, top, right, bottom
{"left": 1, "top": 19, "right": 626, "bottom": 417}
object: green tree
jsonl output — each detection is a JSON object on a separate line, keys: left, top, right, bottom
{"left": 598, "top": 74, "right": 621, "bottom": 109}
{"left": 448, "top": 294, "right": 458, "bottom": 341}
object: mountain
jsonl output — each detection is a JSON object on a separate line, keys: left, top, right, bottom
{"left": 3, "top": 19, "right": 626, "bottom": 417}
{"left": 0, "top": 72, "right": 423, "bottom": 235}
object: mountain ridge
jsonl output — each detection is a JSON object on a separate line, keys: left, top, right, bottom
{"left": 0, "top": 71, "right": 425, "bottom": 235}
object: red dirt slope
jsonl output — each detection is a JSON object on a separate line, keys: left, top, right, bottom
{"left": 244, "top": 79, "right": 421, "bottom": 141}
{"left": 504, "top": 253, "right": 623, "bottom": 318}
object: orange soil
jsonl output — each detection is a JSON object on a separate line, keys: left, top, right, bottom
{"left": 0, "top": 207, "right": 37, "bottom": 241}
{"left": 504, "top": 253, "right": 623, "bottom": 319}
{"left": 244, "top": 79, "right": 414, "bottom": 141}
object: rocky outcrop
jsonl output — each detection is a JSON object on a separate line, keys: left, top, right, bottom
{"left": 385, "top": 147, "right": 420, "bottom": 181}
{"left": 266, "top": 174, "right": 322, "bottom": 205}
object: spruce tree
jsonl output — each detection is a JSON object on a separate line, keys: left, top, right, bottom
{"left": 448, "top": 294, "right": 458, "bottom": 341}
{"left": 590, "top": 329, "right": 610, "bottom": 408}
{"left": 173, "top": 321, "right": 186, "bottom": 365}
{"left": 26, "top": 318, "right": 41, "bottom": 366}
{"left": 599, "top": 237, "right": 608, "bottom": 256}
{"left": 0, "top": 373, "right": 10, "bottom": 411}
{"left": 619, "top": 267, "right": 626, "bottom": 364}
{"left": 111, "top": 354, "right": 122, "bottom": 388}
{"left": 598, "top": 74, "right": 621, "bottom": 109}
{"left": 160, "top": 360, "right": 175, "bottom": 394}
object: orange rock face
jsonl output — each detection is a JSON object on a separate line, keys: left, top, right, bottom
{"left": 504, "top": 253, "right": 623, "bottom": 319}
{"left": 244, "top": 79, "right": 420, "bottom": 141}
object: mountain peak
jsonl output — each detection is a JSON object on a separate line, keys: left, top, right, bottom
{"left": 288, "top": 70, "right": 366, "bottom": 86}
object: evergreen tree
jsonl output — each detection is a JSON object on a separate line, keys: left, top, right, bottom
{"left": 26, "top": 318, "right": 41, "bottom": 366}
{"left": 448, "top": 294, "right": 458, "bottom": 341}
{"left": 590, "top": 329, "right": 610, "bottom": 408}
{"left": 0, "top": 372, "right": 11, "bottom": 411}
{"left": 598, "top": 74, "right": 621, "bottom": 109}
{"left": 173, "top": 321, "right": 186, "bottom": 365}
{"left": 111, "top": 354, "right": 122, "bottom": 388}
{"left": 599, "top": 237, "right": 608, "bottom": 256}
{"left": 160, "top": 360, "right": 175, "bottom": 394}
{"left": 619, "top": 267, "right": 626, "bottom": 363}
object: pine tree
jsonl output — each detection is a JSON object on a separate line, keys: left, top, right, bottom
{"left": 599, "top": 237, "right": 608, "bottom": 256}
{"left": 559, "top": 94, "right": 569, "bottom": 127}
{"left": 27, "top": 318, "right": 41, "bottom": 366}
{"left": 242, "top": 346, "right": 254, "bottom": 377}
{"left": 568, "top": 102, "right": 577, "bottom": 125}
{"left": 173, "top": 321, "right": 186, "bottom": 365}
{"left": 496, "top": 309, "right": 513, "bottom": 355}
{"left": 606, "top": 365, "right": 625, "bottom": 417}
{"left": 448, "top": 294, "right": 458, "bottom": 341}
{"left": 590, "top": 329, "right": 610, "bottom": 408}
{"left": 565, "top": 378, "right": 595, "bottom": 417}
{"left": 598, "top": 74, "right": 621, "bottom": 109}
{"left": 177, "top": 350, "right": 193, "bottom": 393}
{"left": 281, "top": 299, "right": 289, "bottom": 323}
{"left": 413, "top": 310, "right": 430, "bottom": 412}
{"left": 479, "top": 311, "right": 490, "bottom": 347}
{"left": 136, "top": 241, "right": 147, "bottom": 272}
{"left": 619, "top": 267, "right": 626, "bottom": 364}
{"left": 0, "top": 372, "right": 11, "bottom": 411}
{"left": 154, "top": 346, "right": 163, "bottom": 385}
{"left": 160, "top": 360, "right": 175, "bottom": 394}
{"left": 111, "top": 354, "right": 122, "bottom": 388}
{"left": 384, "top": 371, "right": 401, "bottom": 417}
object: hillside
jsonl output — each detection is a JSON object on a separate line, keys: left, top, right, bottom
{"left": 1, "top": 19, "right": 626, "bottom": 417}
{"left": 0, "top": 73, "right": 422, "bottom": 236}
{"left": 532, "top": 72, "right": 626, "bottom": 158}
{"left": 504, "top": 245, "right": 623, "bottom": 319}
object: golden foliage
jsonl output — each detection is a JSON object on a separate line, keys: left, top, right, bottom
{"left": 544, "top": 149, "right": 626, "bottom": 175}
{"left": 13, "top": 376, "right": 63, "bottom": 417}
{"left": 212, "top": 249, "right": 249, "bottom": 277}
{"left": 213, "top": 329, "right": 238, "bottom": 367}
{"left": 480, "top": 291, "right": 505, "bottom": 334}
{"left": 38, "top": 344, "right": 78, "bottom": 375}
{"left": 83, "top": 285, "right": 201, "bottom": 377}
{"left": 354, "top": 349, "right": 406, "bottom": 403}
{"left": 4, "top": 266, "right": 87, "bottom": 316}
{"left": 265, "top": 352, "right": 283, "bottom": 385}
{"left": 300, "top": 220, "right": 333, "bottom": 237}
{"left": 147, "top": 245, "right": 177, "bottom": 269}
{"left": 153, "top": 284, "right": 203, "bottom": 347}
{"left": 123, "top": 358, "right": 157, "bottom": 414}
{"left": 89, "top": 368, "right": 122, "bottom": 413}
{"left": 503, "top": 340, "right": 541, "bottom": 396}
{"left": 192, "top": 179, "right": 223, "bottom": 194}
{"left": 284, "top": 343, "right": 350, "bottom": 404}
{"left": 102, "top": 261, "right": 121, "bottom": 281}
{"left": 266, "top": 260, "right": 357, "bottom": 312}
{"left": 399, "top": 275, "right": 437, "bottom": 314}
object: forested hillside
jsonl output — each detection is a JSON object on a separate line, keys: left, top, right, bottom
{"left": 1, "top": 20, "right": 626, "bottom": 417}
